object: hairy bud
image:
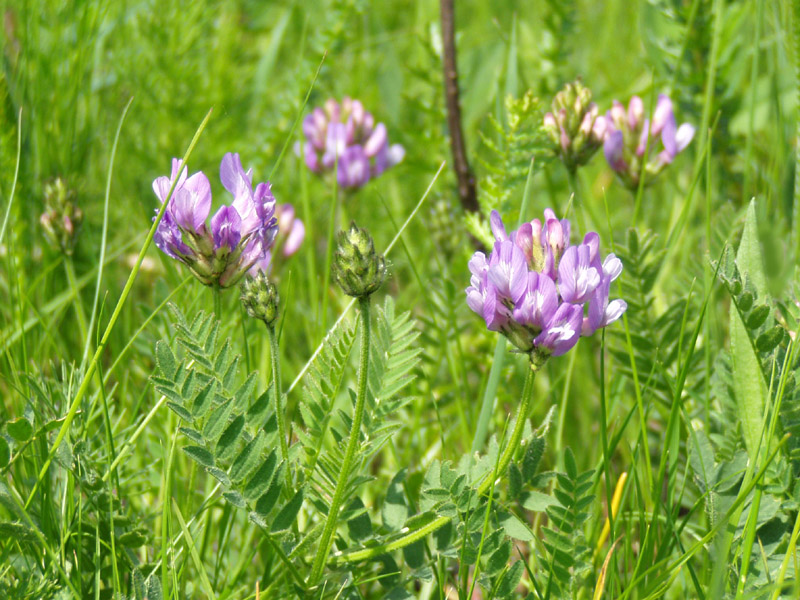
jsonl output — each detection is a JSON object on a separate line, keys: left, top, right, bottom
{"left": 332, "top": 222, "right": 386, "bottom": 298}
{"left": 240, "top": 272, "right": 279, "bottom": 326}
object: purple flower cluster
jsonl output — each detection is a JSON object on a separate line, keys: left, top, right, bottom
{"left": 153, "top": 153, "right": 278, "bottom": 288}
{"left": 466, "top": 209, "right": 626, "bottom": 364}
{"left": 603, "top": 94, "right": 695, "bottom": 188}
{"left": 300, "top": 97, "right": 405, "bottom": 189}
{"left": 247, "top": 203, "right": 305, "bottom": 277}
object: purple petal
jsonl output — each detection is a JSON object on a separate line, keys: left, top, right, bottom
{"left": 534, "top": 303, "right": 583, "bottom": 356}
{"left": 337, "top": 145, "right": 371, "bottom": 188}
{"left": 363, "top": 123, "right": 388, "bottom": 157}
{"left": 651, "top": 94, "right": 674, "bottom": 137}
{"left": 604, "top": 130, "right": 626, "bottom": 171}
{"left": 283, "top": 219, "right": 305, "bottom": 256}
{"left": 490, "top": 210, "right": 508, "bottom": 242}
{"left": 513, "top": 272, "right": 558, "bottom": 329}
{"left": 211, "top": 205, "right": 242, "bottom": 251}
{"left": 220, "top": 152, "right": 252, "bottom": 202}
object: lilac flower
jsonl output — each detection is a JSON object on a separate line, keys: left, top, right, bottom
{"left": 152, "top": 153, "right": 278, "bottom": 288}
{"left": 466, "top": 209, "right": 626, "bottom": 366}
{"left": 600, "top": 94, "right": 695, "bottom": 188}
{"left": 247, "top": 203, "right": 306, "bottom": 277}
{"left": 299, "top": 97, "right": 404, "bottom": 189}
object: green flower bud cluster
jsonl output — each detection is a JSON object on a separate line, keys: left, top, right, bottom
{"left": 332, "top": 222, "right": 386, "bottom": 298}
{"left": 40, "top": 178, "right": 83, "bottom": 255}
{"left": 542, "top": 80, "right": 607, "bottom": 172}
{"left": 240, "top": 272, "right": 279, "bottom": 326}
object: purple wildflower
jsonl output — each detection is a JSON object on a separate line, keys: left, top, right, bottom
{"left": 152, "top": 153, "right": 278, "bottom": 288}
{"left": 466, "top": 209, "right": 626, "bottom": 366}
{"left": 299, "top": 97, "right": 404, "bottom": 189}
{"left": 600, "top": 94, "right": 695, "bottom": 188}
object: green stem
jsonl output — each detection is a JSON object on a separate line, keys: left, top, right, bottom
{"left": 64, "top": 255, "right": 89, "bottom": 350}
{"left": 213, "top": 283, "right": 222, "bottom": 319}
{"left": 309, "top": 296, "right": 371, "bottom": 585}
{"left": 267, "top": 323, "right": 289, "bottom": 465}
{"left": 565, "top": 168, "right": 586, "bottom": 235}
{"left": 335, "top": 361, "right": 537, "bottom": 565}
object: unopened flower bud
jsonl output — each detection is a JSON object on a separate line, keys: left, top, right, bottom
{"left": 544, "top": 80, "right": 604, "bottom": 172}
{"left": 41, "top": 177, "right": 82, "bottom": 254}
{"left": 240, "top": 272, "right": 279, "bottom": 326}
{"left": 332, "top": 222, "right": 386, "bottom": 298}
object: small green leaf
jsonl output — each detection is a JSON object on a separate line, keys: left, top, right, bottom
{"left": 346, "top": 497, "right": 372, "bottom": 541}
{"left": 496, "top": 561, "right": 525, "bottom": 598}
{"left": 155, "top": 340, "right": 177, "bottom": 378}
{"left": 522, "top": 434, "right": 545, "bottom": 481}
{"left": 178, "top": 427, "right": 204, "bottom": 445}
{"left": 507, "top": 463, "right": 522, "bottom": 499}
{"left": 222, "top": 490, "right": 246, "bottom": 509}
{"left": 216, "top": 415, "right": 245, "bottom": 463}
{"left": 564, "top": 447, "right": 577, "bottom": 480}
{"left": 403, "top": 539, "right": 426, "bottom": 569}
{"left": 182, "top": 445, "right": 214, "bottom": 468}
{"left": 500, "top": 512, "right": 534, "bottom": 541}
{"left": 756, "top": 325, "right": 785, "bottom": 353}
{"left": 243, "top": 451, "right": 278, "bottom": 501}
{"left": 7, "top": 418, "right": 33, "bottom": 442}
{"left": 485, "top": 538, "right": 512, "bottom": 576}
{"left": 202, "top": 399, "right": 234, "bottom": 443}
{"left": 745, "top": 305, "right": 770, "bottom": 330}
{"left": 0, "top": 437, "right": 9, "bottom": 468}
{"left": 382, "top": 469, "right": 409, "bottom": 531}
{"left": 230, "top": 431, "right": 267, "bottom": 484}
{"left": 738, "top": 291, "right": 754, "bottom": 312}
{"left": 271, "top": 487, "right": 304, "bottom": 532}
{"left": 166, "top": 401, "right": 193, "bottom": 422}
{"left": 522, "top": 491, "right": 557, "bottom": 512}
{"left": 119, "top": 529, "right": 148, "bottom": 547}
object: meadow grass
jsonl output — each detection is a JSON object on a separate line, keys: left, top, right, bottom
{"left": 1, "top": 0, "right": 800, "bottom": 598}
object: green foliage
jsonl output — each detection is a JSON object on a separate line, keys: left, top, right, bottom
{"left": 151, "top": 304, "right": 302, "bottom": 561}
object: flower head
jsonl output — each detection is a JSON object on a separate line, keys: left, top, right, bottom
{"left": 466, "top": 209, "right": 626, "bottom": 366}
{"left": 240, "top": 271, "right": 279, "bottom": 326}
{"left": 152, "top": 153, "right": 278, "bottom": 288}
{"left": 40, "top": 177, "right": 83, "bottom": 255}
{"left": 333, "top": 222, "right": 386, "bottom": 298}
{"left": 600, "top": 94, "right": 695, "bottom": 188}
{"left": 300, "top": 97, "right": 404, "bottom": 189}
{"left": 542, "top": 80, "right": 607, "bottom": 171}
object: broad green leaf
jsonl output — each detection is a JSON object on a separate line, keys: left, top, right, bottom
{"left": 730, "top": 200, "right": 770, "bottom": 461}
{"left": 500, "top": 512, "right": 534, "bottom": 541}
{"left": 346, "top": 497, "right": 372, "bottom": 541}
{"left": 522, "top": 491, "right": 558, "bottom": 512}
{"left": 7, "top": 417, "right": 33, "bottom": 442}
{"left": 382, "top": 469, "right": 409, "bottom": 531}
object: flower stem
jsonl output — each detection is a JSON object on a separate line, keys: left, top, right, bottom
{"left": 213, "top": 282, "right": 222, "bottom": 319}
{"left": 334, "top": 359, "right": 537, "bottom": 566}
{"left": 309, "top": 295, "right": 371, "bottom": 585}
{"left": 64, "top": 255, "right": 89, "bottom": 351}
{"left": 266, "top": 323, "right": 289, "bottom": 466}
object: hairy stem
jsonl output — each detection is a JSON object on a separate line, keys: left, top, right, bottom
{"left": 309, "top": 295, "right": 372, "bottom": 585}
{"left": 335, "top": 360, "right": 537, "bottom": 565}
{"left": 267, "top": 323, "right": 289, "bottom": 466}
